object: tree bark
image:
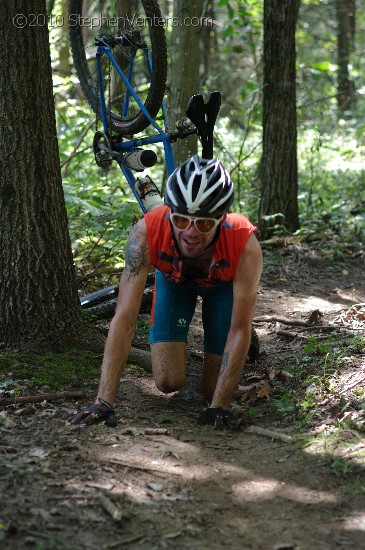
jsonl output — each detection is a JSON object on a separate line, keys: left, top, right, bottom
{"left": 58, "top": 0, "right": 70, "bottom": 75}
{"left": 336, "top": 0, "right": 357, "bottom": 112}
{"left": 0, "top": 1, "right": 88, "bottom": 347}
{"left": 259, "top": 0, "right": 300, "bottom": 233}
{"left": 168, "top": 0, "right": 203, "bottom": 166}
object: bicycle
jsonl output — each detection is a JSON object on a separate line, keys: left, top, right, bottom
{"left": 68, "top": 0, "right": 261, "bottom": 361}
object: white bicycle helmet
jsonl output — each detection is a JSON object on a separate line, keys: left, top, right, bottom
{"left": 164, "top": 155, "right": 234, "bottom": 216}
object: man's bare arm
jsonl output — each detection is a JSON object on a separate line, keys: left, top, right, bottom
{"left": 211, "top": 234, "right": 263, "bottom": 410}
{"left": 96, "top": 220, "right": 150, "bottom": 406}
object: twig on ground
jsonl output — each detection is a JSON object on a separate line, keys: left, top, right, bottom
{"left": 0, "top": 390, "right": 85, "bottom": 406}
{"left": 246, "top": 425, "right": 294, "bottom": 443}
{"left": 98, "top": 493, "right": 123, "bottom": 522}
{"left": 144, "top": 428, "right": 170, "bottom": 436}
{"left": 104, "top": 535, "right": 146, "bottom": 548}
{"left": 106, "top": 458, "right": 182, "bottom": 476}
{"left": 254, "top": 315, "right": 336, "bottom": 330}
{"left": 276, "top": 329, "right": 298, "bottom": 339}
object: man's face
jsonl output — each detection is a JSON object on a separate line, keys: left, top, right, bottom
{"left": 170, "top": 213, "right": 225, "bottom": 258}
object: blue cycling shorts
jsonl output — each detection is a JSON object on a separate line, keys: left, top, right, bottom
{"left": 149, "top": 270, "right": 233, "bottom": 356}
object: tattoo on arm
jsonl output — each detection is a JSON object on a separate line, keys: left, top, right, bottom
{"left": 219, "top": 352, "right": 230, "bottom": 377}
{"left": 124, "top": 227, "right": 148, "bottom": 280}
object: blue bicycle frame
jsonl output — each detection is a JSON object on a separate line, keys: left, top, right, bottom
{"left": 96, "top": 43, "right": 176, "bottom": 214}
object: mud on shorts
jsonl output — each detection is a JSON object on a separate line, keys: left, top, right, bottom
{"left": 149, "top": 270, "right": 233, "bottom": 356}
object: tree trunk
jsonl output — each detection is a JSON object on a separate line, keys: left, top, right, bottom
{"left": 200, "top": 3, "right": 215, "bottom": 85}
{"left": 168, "top": 0, "right": 203, "bottom": 166}
{"left": 336, "top": 0, "right": 357, "bottom": 112}
{"left": 0, "top": 1, "right": 88, "bottom": 347}
{"left": 58, "top": 0, "right": 70, "bottom": 75}
{"left": 259, "top": 0, "right": 300, "bottom": 233}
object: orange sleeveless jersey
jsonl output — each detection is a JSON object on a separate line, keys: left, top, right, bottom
{"left": 144, "top": 205, "right": 257, "bottom": 287}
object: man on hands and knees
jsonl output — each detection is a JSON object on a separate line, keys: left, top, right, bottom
{"left": 69, "top": 155, "right": 263, "bottom": 430}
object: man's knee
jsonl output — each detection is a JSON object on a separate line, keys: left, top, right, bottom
{"left": 154, "top": 372, "right": 185, "bottom": 394}
{"left": 151, "top": 342, "right": 186, "bottom": 394}
{"left": 152, "top": 352, "right": 186, "bottom": 393}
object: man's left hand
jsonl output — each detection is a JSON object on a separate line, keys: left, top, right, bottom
{"left": 197, "top": 406, "right": 230, "bottom": 430}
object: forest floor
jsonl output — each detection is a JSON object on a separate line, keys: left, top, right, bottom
{"left": 1, "top": 241, "right": 365, "bottom": 550}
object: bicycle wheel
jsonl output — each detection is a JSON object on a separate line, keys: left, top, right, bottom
{"left": 69, "top": 0, "right": 167, "bottom": 135}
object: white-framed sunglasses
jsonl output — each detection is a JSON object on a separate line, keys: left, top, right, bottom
{"left": 170, "top": 213, "right": 223, "bottom": 234}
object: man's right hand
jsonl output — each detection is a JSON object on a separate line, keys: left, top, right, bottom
{"left": 67, "top": 398, "right": 117, "bottom": 427}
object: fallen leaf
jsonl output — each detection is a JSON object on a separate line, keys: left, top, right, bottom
{"left": 245, "top": 374, "right": 266, "bottom": 383}
{"left": 162, "top": 450, "right": 180, "bottom": 460}
{"left": 147, "top": 483, "right": 164, "bottom": 492}
{"left": 85, "top": 481, "right": 115, "bottom": 490}
{"left": 308, "top": 309, "right": 324, "bottom": 324}
{"left": 163, "top": 531, "right": 182, "bottom": 539}
{"left": 29, "top": 448, "right": 49, "bottom": 460}
{"left": 239, "top": 386, "right": 258, "bottom": 403}
{"left": 0, "top": 411, "right": 15, "bottom": 428}
{"left": 235, "top": 384, "right": 256, "bottom": 397}
{"left": 14, "top": 406, "right": 35, "bottom": 416}
{"left": 256, "top": 380, "right": 272, "bottom": 399}
{"left": 276, "top": 370, "right": 294, "bottom": 382}
{"left": 30, "top": 507, "right": 52, "bottom": 522}
{"left": 266, "top": 367, "right": 276, "bottom": 380}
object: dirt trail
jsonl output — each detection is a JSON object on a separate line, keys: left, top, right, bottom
{"left": 1, "top": 250, "right": 364, "bottom": 549}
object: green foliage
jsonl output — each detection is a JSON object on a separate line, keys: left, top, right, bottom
{"left": 331, "top": 457, "right": 359, "bottom": 479}
{"left": 270, "top": 391, "right": 297, "bottom": 415}
{"left": 53, "top": 75, "right": 141, "bottom": 284}
{"left": 262, "top": 332, "right": 365, "bottom": 437}
{"left": 48, "top": 0, "right": 365, "bottom": 281}
{"left": 0, "top": 348, "right": 102, "bottom": 391}
{"left": 278, "top": 334, "right": 365, "bottom": 421}
{"left": 0, "top": 378, "right": 30, "bottom": 397}
{"left": 296, "top": 128, "right": 365, "bottom": 245}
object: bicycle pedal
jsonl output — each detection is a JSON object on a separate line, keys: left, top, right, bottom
{"left": 95, "top": 150, "right": 113, "bottom": 169}
{"left": 93, "top": 130, "right": 113, "bottom": 169}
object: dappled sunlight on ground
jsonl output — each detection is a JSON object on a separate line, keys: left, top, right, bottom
{"left": 260, "top": 288, "right": 363, "bottom": 318}
{"left": 1, "top": 250, "right": 364, "bottom": 548}
{"left": 232, "top": 478, "right": 338, "bottom": 504}
{"left": 341, "top": 511, "right": 365, "bottom": 531}
{"left": 293, "top": 295, "right": 351, "bottom": 314}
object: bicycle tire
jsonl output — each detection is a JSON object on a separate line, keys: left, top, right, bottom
{"left": 81, "top": 287, "right": 153, "bottom": 320}
{"left": 68, "top": 0, "right": 167, "bottom": 135}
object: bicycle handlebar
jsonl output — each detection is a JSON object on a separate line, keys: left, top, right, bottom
{"left": 94, "top": 122, "right": 197, "bottom": 171}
